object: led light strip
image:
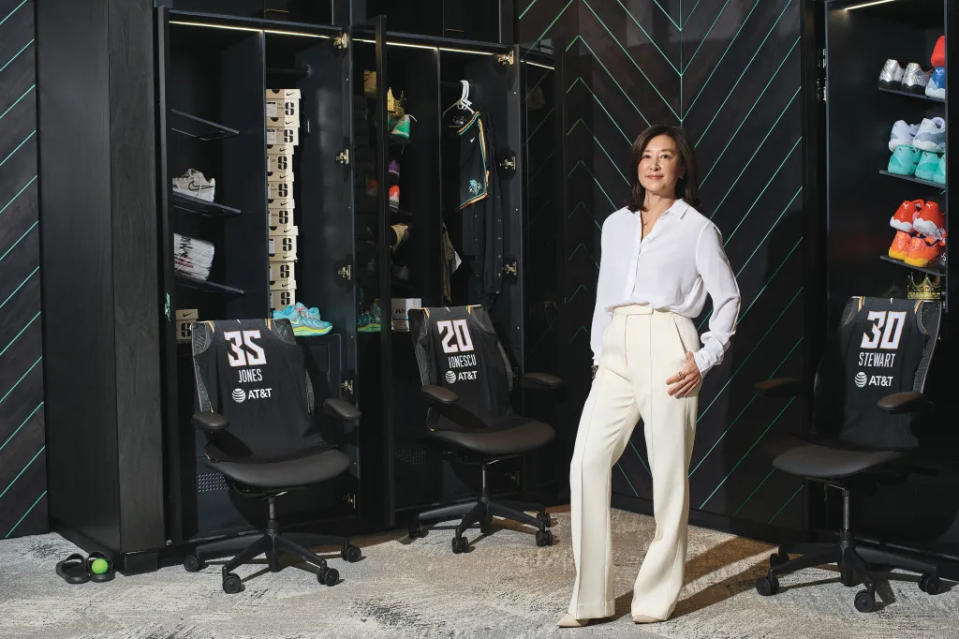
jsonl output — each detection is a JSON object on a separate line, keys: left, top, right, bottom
{"left": 169, "top": 20, "right": 329, "bottom": 38}
{"left": 844, "top": 0, "right": 898, "bottom": 11}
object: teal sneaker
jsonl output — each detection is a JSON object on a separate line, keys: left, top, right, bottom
{"left": 292, "top": 314, "right": 332, "bottom": 336}
{"left": 888, "top": 145, "right": 921, "bottom": 176}
{"left": 273, "top": 304, "right": 299, "bottom": 323}
{"left": 389, "top": 114, "right": 416, "bottom": 142}
{"left": 357, "top": 303, "right": 382, "bottom": 333}
{"left": 915, "top": 151, "right": 941, "bottom": 181}
{"left": 933, "top": 154, "right": 947, "bottom": 185}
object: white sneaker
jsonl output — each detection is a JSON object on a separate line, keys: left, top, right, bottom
{"left": 879, "top": 59, "right": 905, "bottom": 88}
{"left": 888, "top": 120, "right": 919, "bottom": 152}
{"left": 172, "top": 168, "right": 216, "bottom": 202}
{"left": 900, "top": 63, "right": 931, "bottom": 94}
{"left": 912, "top": 117, "right": 946, "bottom": 153}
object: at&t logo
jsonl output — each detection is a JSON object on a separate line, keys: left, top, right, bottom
{"left": 232, "top": 388, "right": 246, "bottom": 403}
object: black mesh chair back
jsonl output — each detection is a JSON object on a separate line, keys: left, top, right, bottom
{"left": 191, "top": 318, "right": 326, "bottom": 460}
{"left": 409, "top": 305, "right": 516, "bottom": 431}
{"left": 811, "top": 297, "right": 941, "bottom": 450}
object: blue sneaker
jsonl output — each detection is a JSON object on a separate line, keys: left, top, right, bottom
{"left": 925, "top": 66, "right": 945, "bottom": 99}
{"left": 273, "top": 304, "right": 299, "bottom": 323}
{"left": 888, "top": 145, "right": 921, "bottom": 176}
{"left": 293, "top": 313, "right": 332, "bottom": 336}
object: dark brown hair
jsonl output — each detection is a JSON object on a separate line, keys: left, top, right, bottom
{"left": 627, "top": 124, "right": 699, "bottom": 212}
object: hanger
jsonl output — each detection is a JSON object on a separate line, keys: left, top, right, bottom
{"left": 443, "top": 80, "right": 474, "bottom": 116}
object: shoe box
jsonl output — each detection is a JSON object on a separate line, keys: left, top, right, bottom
{"left": 266, "top": 88, "right": 301, "bottom": 146}
{"left": 175, "top": 308, "right": 198, "bottom": 343}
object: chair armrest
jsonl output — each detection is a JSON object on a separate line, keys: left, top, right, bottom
{"left": 421, "top": 385, "right": 459, "bottom": 405}
{"left": 192, "top": 411, "right": 228, "bottom": 433}
{"left": 521, "top": 372, "right": 563, "bottom": 390}
{"left": 754, "top": 377, "right": 802, "bottom": 398}
{"left": 878, "top": 391, "right": 930, "bottom": 414}
{"left": 323, "top": 398, "right": 361, "bottom": 422}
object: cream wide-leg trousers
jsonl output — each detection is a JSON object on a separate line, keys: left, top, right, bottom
{"left": 568, "top": 304, "right": 700, "bottom": 621}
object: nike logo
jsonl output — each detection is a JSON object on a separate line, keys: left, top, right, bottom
{"left": 469, "top": 137, "right": 476, "bottom": 143}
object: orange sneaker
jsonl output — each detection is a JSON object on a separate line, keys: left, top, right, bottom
{"left": 904, "top": 235, "right": 945, "bottom": 267}
{"left": 888, "top": 231, "right": 915, "bottom": 260}
{"left": 913, "top": 200, "right": 946, "bottom": 239}
{"left": 890, "top": 199, "right": 924, "bottom": 232}
{"left": 931, "top": 35, "right": 945, "bottom": 68}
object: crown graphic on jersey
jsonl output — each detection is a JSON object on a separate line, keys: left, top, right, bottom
{"left": 467, "top": 179, "right": 482, "bottom": 195}
{"left": 907, "top": 273, "right": 943, "bottom": 300}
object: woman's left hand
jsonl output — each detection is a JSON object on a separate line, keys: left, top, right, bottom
{"left": 666, "top": 352, "right": 701, "bottom": 398}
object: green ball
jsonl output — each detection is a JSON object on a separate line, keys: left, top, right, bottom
{"left": 90, "top": 558, "right": 109, "bottom": 575}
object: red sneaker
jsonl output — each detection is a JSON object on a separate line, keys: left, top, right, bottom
{"left": 904, "top": 235, "right": 945, "bottom": 267}
{"left": 913, "top": 200, "right": 946, "bottom": 239}
{"left": 888, "top": 231, "right": 915, "bottom": 260}
{"left": 889, "top": 199, "right": 923, "bottom": 232}
{"left": 931, "top": 35, "right": 945, "bottom": 69}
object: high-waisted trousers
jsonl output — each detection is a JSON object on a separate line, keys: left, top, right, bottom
{"left": 568, "top": 304, "right": 700, "bottom": 621}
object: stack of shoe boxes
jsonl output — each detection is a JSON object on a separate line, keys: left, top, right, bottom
{"left": 266, "top": 89, "right": 300, "bottom": 312}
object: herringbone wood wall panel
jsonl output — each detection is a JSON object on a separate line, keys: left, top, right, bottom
{"left": 519, "top": 0, "right": 807, "bottom": 532}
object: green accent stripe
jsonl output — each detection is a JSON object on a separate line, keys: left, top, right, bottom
{"left": 768, "top": 483, "right": 804, "bottom": 524}
{"left": 583, "top": 0, "right": 681, "bottom": 117}
{"left": 0, "top": 84, "right": 35, "bottom": 123}
{"left": 517, "top": 0, "right": 538, "bottom": 21}
{"left": 0, "top": 219, "right": 38, "bottom": 263}
{"left": 723, "top": 145, "right": 802, "bottom": 244}
{"left": 649, "top": 0, "right": 683, "bottom": 32}
{"left": 732, "top": 468, "right": 775, "bottom": 517}
{"left": 0, "top": 39, "right": 34, "bottom": 75}
{"left": 567, "top": 119, "right": 629, "bottom": 184}
{"left": 682, "top": 0, "right": 733, "bottom": 74}
{"left": 0, "top": 266, "right": 39, "bottom": 311}
{"left": 699, "top": 398, "right": 795, "bottom": 509}
{"left": 0, "top": 175, "right": 38, "bottom": 217}
{"left": 612, "top": 0, "right": 682, "bottom": 74}
{"left": 0, "top": 402, "right": 42, "bottom": 455}
{"left": 5, "top": 490, "right": 46, "bottom": 538}
{"left": 566, "top": 36, "right": 651, "bottom": 126}
{"left": 566, "top": 77, "right": 632, "bottom": 145}
{"left": 526, "top": 107, "right": 555, "bottom": 142}
{"left": 567, "top": 325, "right": 589, "bottom": 344}
{"left": 0, "top": 0, "right": 29, "bottom": 28}
{"left": 0, "top": 356, "right": 42, "bottom": 407}
{"left": 708, "top": 87, "right": 801, "bottom": 218}
{"left": 0, "top": 445, "right": 45, "bottom": 501}
{"left": 616, "top": 462, "right": 639, "bottom": 496}
{"left": 627, "top": 440, "right": 651, "bottom": 476}
{"left": 731, "top": 186, "right": 803, "bottom": 272}
{"left": 0, "top": 130, "right": 35, "bottom": 169}
{"left": 0, "top": 310, "right": 40, "bottom": 360}
{"left": 565, "top": 284, "right": 589, "bottom": 304}
{"left": 568, "top": 160, "right": 617, "bottom": 209}
{"left": 524, "top": 0, "right": 575, "bottom": 56}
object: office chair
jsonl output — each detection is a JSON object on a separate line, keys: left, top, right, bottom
{"left": 187, "top": 318, "right": 362, "bottom": 593}
{"left": 407, "top": 305, "right": 562, "bottom": 553}
{"left": 754, "top": 296, "right": 945, "bottom": 612}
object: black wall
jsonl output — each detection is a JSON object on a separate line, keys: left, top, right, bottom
{"left": 0, "top": 0, "right": 47, "bottom": 540}
{"left": 518, "top": 0, "right": 810, "bottom": 538}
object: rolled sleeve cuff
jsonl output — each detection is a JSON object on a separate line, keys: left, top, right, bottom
{"left": 693, "top": 349, "right": 712, "bottom": 377}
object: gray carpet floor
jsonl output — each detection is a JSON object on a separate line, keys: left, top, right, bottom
{"left": 1, "top": 507, "right": 957, "bottom": 639}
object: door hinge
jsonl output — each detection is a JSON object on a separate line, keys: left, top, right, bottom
{"left": 818, "top": 48, "right": 827, "bottom": 103}
{"left": 498, "top": 153, "right": 516, "bottom": 174}
{"left": 496, "top": 50, "right": 514, "bottom": 66}
{"left": 340, "top": 378, "right": 354, "bottom": 396}
{"left": 336, "top": 148, "right": 350, "bottom": 165}
{"left": 337, "top": 264, "right": 352, "bottom": 280}
{"left": 333, "top": 32, "right": 349, "bottom": 50}
{"left": 502, "top": 258, "right": 518, "bottom": 280}
{"left": 344, "top": 492, "right": 356, "bottom": 509}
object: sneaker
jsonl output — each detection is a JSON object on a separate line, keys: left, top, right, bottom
{"left": 273, "top": 304, "right": 300, "bottom": 323}
{"left": 363, "top": 70, "right": 377, "bottom": 98}
{"left": 905, "top": 235, "right": 945, "bottom": 267}
{"left": 390, "top": 222, "right": 409, "bottom": 252}
{"left": 357, "top": 303, "right": 382, "bottom": 332}
{"left": 912, "top": 117, "right": 946, "bottom": 153}
{"left": 387, "top": 88, "right": 404, "bottom": 118}
{"left": 888, "top": 120, "right": 919, "bottom": 152}
{"left": 890, "top": 199, "right": 923, "bottom": 232}
{"left": 389, "top": 184, "right": 400, "bottom": 210}
{"left": 889, "top": 231, "right": 915, "bottom": 261}
{"left": 389, "top": 114, "right": 416, "bottom": 142}
{"left": 172, "top": 168, "right": 215, "bottom": 202}
{"left": 388, "top": 160, "right": 401, "bottom": 185}
{"left": 915, "top": 151, "right": 942, "bottom": 181}
{"left": 901, "top": 63, "right": 931, "bottom": 93}
{"left": 879, "top": 59, "right": 905, "bottom": 89}
{"left": 925, "top": 67, "right": 946, "bottom": 99}
{"left": 366, "top": 177, "right": 378, "bottom": 197}
{"left": 913, "top": 200, "right": 946, "bottom": 239}
{"left": 933, "top": 154, "right": 947, "bottom": 185}
{"left": 292, "top": 313, "right": 332, "bottom": 336}
{"left": 931, "top": 35, "right": 945, "bottom": 68}
{"left": 888, "top": 145, "right": 922, "bottom": 175}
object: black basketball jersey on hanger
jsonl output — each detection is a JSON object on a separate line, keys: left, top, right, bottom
{"left": 411, "top": 305, "right": 514, "bottom": 431}
{"left": 192, "top": 318, "right": 323, "bottom": 458}
{"left": 836, "top": 297, "right": 927, "bottom": 449}
{"left": 454, "top": 111, "right": 489, "bottom": 209}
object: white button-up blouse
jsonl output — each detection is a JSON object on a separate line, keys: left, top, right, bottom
{"left": 590, "top": 198, "right": 741, "bottom": 376}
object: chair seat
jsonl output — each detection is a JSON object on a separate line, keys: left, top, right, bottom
{"left": 426, "top": 417, "right": 555, "bottom": 456}
{"left": 772, "top": 441, "right": 905, "bottom": 479}
{"left": 206, "top": 447, "right": 350, "bottom": 489}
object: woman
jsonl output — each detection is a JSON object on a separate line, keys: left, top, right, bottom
{"left": 559, "top": 125, "right": 741, "bottom": 627}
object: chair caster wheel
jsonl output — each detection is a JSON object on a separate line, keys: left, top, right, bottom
{"left": 854, "top": 589, "right": 876, "bottom": 612}
{"left": 451, "top": 536, "right": 469, "bottom": 554}
{"left": 535, "top": 529, "right": 553, "bottom": 547}
{"left": 341, "top": 544, "right": 362, "bottom": 563}
{"left": 755, "top": 574, "right": 779, "bottom": 596}
{"left": 537, "top": 511, "right": 551, "bottom": 527}
{"left": 222, "top": 572, "right": 242, "bottom": 594}
{"left": 919, "top": 574, "right": 942, "bottom": 595}
{"left": 408, "top": 521, "right": 427, "bottom": 539}
{"left": 769, "top": 551, "right": 788, "bottom": 567}
{"left": 318, "top": 567, "right": 339, "bottom": 586}
{"left": 480, "top": 516, "right": 493, "bottom": 535}
{"left": 840, "top": 566, "right": 856, "bottom": 587}
{"left": 183, "top": 554, "right": 204, "bottom": 573}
